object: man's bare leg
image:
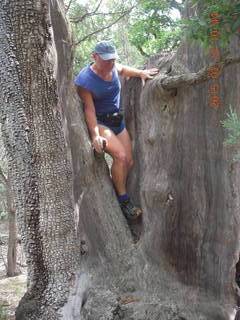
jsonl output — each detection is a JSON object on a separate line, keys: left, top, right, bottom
{"left": 98, "top": 126, "right": 128, "bottom": 196}
{"left": 98, "top": 126, "right": 142, "bottom": 219}
{"left": 116, "top": 128, "right": 134, "bottom": 173}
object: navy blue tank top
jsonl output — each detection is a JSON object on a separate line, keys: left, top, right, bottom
{"left": 75, "top": 63, "right": 121, "bottom": 114}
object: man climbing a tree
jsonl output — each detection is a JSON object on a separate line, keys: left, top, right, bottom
{"left": 75, "top": 40, "right": 158, "bottom": 220}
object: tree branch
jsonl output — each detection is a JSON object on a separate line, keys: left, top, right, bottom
{"left": 136, "top": 44, "right": 149, "bottom": 57}
{"left": 74, "top": 7, "right": 134, "bottom": 45}
{"left": 65, "top": 0, "right": 73, "bottom": 14}
{"left": 159, "top": 55, "right": 240, "bottom": 90}
{"left": 70, "top": 0, "right": 103, "bottom": 23}
{"left": 0, "top": 166, "right": 8, "bottom": 185}
{"left": 71, "top": 9, "right": 134, "bottom": 23}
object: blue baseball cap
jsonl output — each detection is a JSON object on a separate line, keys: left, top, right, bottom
{"left": 93, "top": 40, "right": 118, "bottom": 60}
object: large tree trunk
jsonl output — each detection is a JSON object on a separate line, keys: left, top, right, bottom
{"left": 0, "top": 1, "right": 78, "bottom": 319}
{"left": 123, "top": 39, "right": 240, "bottom": 320}
{"left": 0, "top": 0, "right": 240, "bottom": 320}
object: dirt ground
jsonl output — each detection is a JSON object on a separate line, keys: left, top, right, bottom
{"left": 0, "top": 220, "right": 27, "bottom": 320}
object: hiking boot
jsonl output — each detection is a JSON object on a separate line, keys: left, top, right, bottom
{"left": 120, "top": 199, "right": 143, "bottom": 220}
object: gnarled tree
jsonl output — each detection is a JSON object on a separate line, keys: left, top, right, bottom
{"left": 0, "top": 0, "right": 240, "bottom": 319}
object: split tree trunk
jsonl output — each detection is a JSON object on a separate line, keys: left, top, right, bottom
{"left": 0, "top": 0, "right": 240, "bottom": 320}
{"left": 123, "top": 39, "right": 240, "bottom": 320}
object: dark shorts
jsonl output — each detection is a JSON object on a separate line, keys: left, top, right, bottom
{"left": 97, "top": 119, "right": 125, "bottom": 135}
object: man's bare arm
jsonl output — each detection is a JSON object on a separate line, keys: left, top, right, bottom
{"left": 76, "top": 86, "right": 107, "bottom": 153}
{"left": 76, "top": 86, "right": 99, "bottom": 139}
{"left": 116, "top": 63, "right": 159, "bottom": 86}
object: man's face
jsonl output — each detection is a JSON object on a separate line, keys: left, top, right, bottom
{"left": 93, "top": 53, "right": 116, "bottom": 72}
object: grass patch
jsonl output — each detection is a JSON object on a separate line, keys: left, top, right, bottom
{"left": 0, "top": 302, "right": 7, "bottom": 320}
{"left": 0, "top": 273, "right": 27, "bottom": 319}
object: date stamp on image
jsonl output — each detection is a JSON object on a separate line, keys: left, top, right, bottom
{"left": 208, "top": 12, "right": 220, "bottom": 109}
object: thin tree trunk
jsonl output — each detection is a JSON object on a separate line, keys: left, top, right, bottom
{"left": 6, "top": 173, "right": 17, "bottom": 277}
{"left": 7, "top": 209, "right": 17, "bottom": 277}
{"left": 0, "top": 167, "right": 17, "bottom": 277}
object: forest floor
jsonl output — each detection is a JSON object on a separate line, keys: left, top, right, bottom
{"left": 0, "top": 220, "right": 26, "bottom": 320}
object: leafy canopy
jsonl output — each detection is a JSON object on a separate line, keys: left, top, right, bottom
{"left": 66, "top": 0, "right": 140, "bottom": 72}
{"left": 183, "top": 0, "right": 240, "bottom": 49}
{"left": 66, "top": 0, "right": 239, "bottom": 71}
{"left": 129, "top": 0, "right": 182, "bottom": 56}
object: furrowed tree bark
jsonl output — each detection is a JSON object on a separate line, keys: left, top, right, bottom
{"left": 0, "top": 1, "right": 78, "bottom": 319}
{"left": 1, "top": 0, "right": 240, "bottom": 320}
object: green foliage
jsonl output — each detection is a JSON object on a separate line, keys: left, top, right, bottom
{"left": 66, "top": 0, "right": 143, "bottom": 73}
{"left": 129, "top": 0, "right": 182, "bottom": 55}
{"left": 183, "top": 0, "right": 240, "bottom": 49}
{"left": 222, "top": 107, "right": 240, "bottom": 161}
{"left": 0, "top": 302, "right": 7, "bottom": 320}
{"left": 66, "top": 0, "right": 239, "bottom": 73}
{"left": 67, "top": 0, "right": 101, "bottom": 72}
{"left": 66, "top": 0, "right": 184, "bottom": 72}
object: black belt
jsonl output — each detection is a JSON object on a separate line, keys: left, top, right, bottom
{"left": 96, "top": 112, "right": 123, "bottom": 122}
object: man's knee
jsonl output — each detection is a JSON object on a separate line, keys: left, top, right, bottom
{"left": 114, "top": 151, "right": 128, "bottom": 165}
{"left": 127, "top": 158, "right": 134, "bottom": 170}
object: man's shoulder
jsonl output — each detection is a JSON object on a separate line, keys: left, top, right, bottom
{"left": 75, "top": 65, "right": 92, "bottom": 86}
{"left": 115, "top": 63, "right": 123, "bottom": 76}
{"left": 77, "top": 65, "right": 91, "bottom": 78}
